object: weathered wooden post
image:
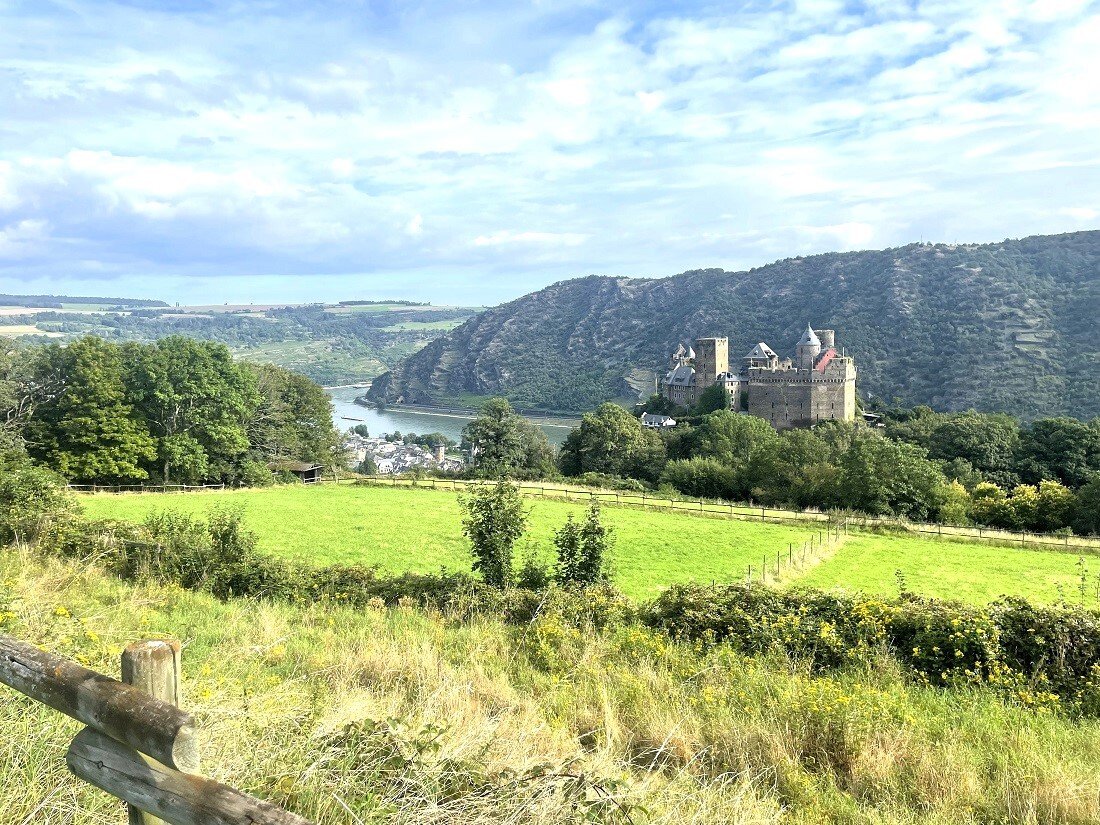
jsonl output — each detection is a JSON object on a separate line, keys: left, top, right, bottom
{"left": 121, "top": 640, "right": 195, "bottom": 825}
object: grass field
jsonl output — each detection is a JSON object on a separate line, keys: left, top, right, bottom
{"left": 79, "top": 484, "right": 812, "bottom": 599}
{"left": 797, "top": 533, "right": 1100, "bottom": 607}
{"left": 4, "top": 550, "right": 1100, "bottom": 824}
{"left": 79, "top": 484, "right": 1100, "bottom": 606}
{"left": 380, "top": 319, "right": 467, "bottom": 331}
{"left": 0, "top": 324, "right": 63, "bottom": 337}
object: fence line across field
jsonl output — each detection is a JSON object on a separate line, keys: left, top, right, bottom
{"left": 0, "top": 633, "right": 311, "bottom": 825}
{"left": 67, "top": 475, "right": 1100, "bottom": 553}
{"left": 363, "top": 475, "right": 1100, "bottom": 552}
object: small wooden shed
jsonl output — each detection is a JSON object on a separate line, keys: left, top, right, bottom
{"left": 269, "top": 461, "right": 324, "bottom": 484}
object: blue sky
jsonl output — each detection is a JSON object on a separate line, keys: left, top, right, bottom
{"left": 0, "top": 0, "right": 1097, "bottom": 306}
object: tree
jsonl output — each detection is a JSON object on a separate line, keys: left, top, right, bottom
{"left": 463, "top": 397, "right": 554, "bottom": 479}
{"left": 555, "top": 502, "right": 613, "bottom": 585}
{"left": 660, "top": 457, "right": 737, "bottom": 500}
{"left": 24, "top": 337, "right": 155, "bottom": 482}
{"left": 687, "top": 411, "right": 778, "bottom": 500}
{"left": 638, "top": 394, "right": 680, "bottom": 417}
{"left": 754, "top": 428, "right": 840, "bottom": 509}
{"left": 0, "top": 464, "right": 74, "bottom": 544}
{"left": 244, "top": 361, "right": 341, "bottom": 466}
{"left": 1035, "top": 480, "right": 1075, "bottom": 533}
{"left": 558, "top": 403, "right": 666, "bottom": 482}
{"left": 1071, "top": 476, "right": 1100, "bottom": 536}
{"left": 926, "top": 412, "right": 1021, "bottom": 489}
{"left": 127, "top": 337, "right": 258, "bottom": 483}
{"left": 460, "top": 480, "right": 528, "bottom": 586}
{"left": 884, "top": 405, "right": 942, "bottom": 449}
{"left": 350, "top": 424, "right": 370, "bottom": 438}
{"left": 693, "top": 383, "right": 729, "bottom": 415}
{"left": 553, "top": 514, "right": 582, "bottom": 584}
{"left": 837, "top": 430, "right": 949, "bottom": 520}
{"left": 939, "top": 480, "right": 971, "bottom": 525}
{"left": 1015, "top": 417, "right": 1100, "bottom": 488}
{"left": 0, "top": 346, "right": 35, "bottom": 468}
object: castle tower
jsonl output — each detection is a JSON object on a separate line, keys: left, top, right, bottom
{"left": 795, "top": 325, "right": 821, "bottom": 370}
{"left": 818, "top": 329, "right": 835, "bottom": 349}
{"left": 693, "top": 337, "right": 728, "bottom": 386}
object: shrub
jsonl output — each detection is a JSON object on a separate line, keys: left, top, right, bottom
{"left": 555, "top": 503, "right": 613, "bottom": 586}
{"left": 236, "top": 460, "right": 275, "bottom": 487}
{"left": 642, "top": 582, "right": 1100, "bottom": 712}
{"left": 0, "top": 465, "right": 76, "bottom": 544}
{"left": 459, "top": 481, "right": 528, "bottom": 586}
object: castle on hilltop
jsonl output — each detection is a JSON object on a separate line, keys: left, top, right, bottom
{"left": 660, "top": 326, "right": 857, "bottom": 429}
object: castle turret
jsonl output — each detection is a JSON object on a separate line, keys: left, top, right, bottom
{"left": 795, "top": 324, "right": 821, "bottom": 370}
{"left": 693, "top": 337, "right": 728, "bottom": 386}
{"left": 818, "top": 329, "right": 835, "bottom": 349}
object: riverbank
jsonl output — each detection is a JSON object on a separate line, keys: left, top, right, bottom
{"left": 325, "top": 387, "right": 572, "bottom": 446}
{"left": 353, "top": 396, "right": 580, "bottom": 429}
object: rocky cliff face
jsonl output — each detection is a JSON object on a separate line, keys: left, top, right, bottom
{"left": 368, "top": 231, "right": 1100, "bottom": 419}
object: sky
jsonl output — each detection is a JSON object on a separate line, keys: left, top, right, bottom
{"left": 0, "top": 0, "right": 1097, "bottom": 306}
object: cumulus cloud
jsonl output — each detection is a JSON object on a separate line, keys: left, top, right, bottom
{"left": 0, "top": 0, "right": 1096, "bottom": 303}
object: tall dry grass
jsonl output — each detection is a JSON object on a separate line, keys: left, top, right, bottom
{"left": 2, "top": 549, "right": 1098, "bottom": 824}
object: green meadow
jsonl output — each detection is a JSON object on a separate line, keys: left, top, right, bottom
{"left": 798, "top": 532, "right": 1099, "bottom": 607}
{"left": 79, "top": 484, "right": 810, "bottom": 599}
{"left": 80, "top": 484, "right": 1098, "bottom": 605}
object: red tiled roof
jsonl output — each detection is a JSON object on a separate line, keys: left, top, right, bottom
{"left": 815, "top": 348, "right": 838, "bottom": 372}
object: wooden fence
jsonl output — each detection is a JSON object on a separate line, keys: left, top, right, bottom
{"left": 0, "top": 634, "right": 311, "bottom": 825}
{"left": 360, "top": 476, "right": 1100, "bottom": 552}
{"left": 68, "top": 483, "right": 231, "bottom": 494}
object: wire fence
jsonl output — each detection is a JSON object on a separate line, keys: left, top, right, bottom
{"left": 65, "top": 473, "right": 1100, "bottom": 553}
{"left": 746, "top": 521, "right": 850, "bottom": 584}
{"left": 357, "top": 475, "right": 1100, "bottom": 553}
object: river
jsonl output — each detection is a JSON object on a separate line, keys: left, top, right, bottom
{"left": 325, "top": 386, "right": 573, "bottom": 447}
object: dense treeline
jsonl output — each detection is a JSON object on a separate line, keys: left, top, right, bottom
{"left": 459, "top": 397, "right": 1100, "bottom": 534}
{"left": 0, "top": 336, "right": 341, "bottom": 486}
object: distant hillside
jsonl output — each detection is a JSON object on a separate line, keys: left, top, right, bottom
{"left": 0, "top": 298, "right": 480, "bottom": 386}
{"left": 368, "top": 231, "right": 1100, "bottom": 419}
{"left": 0, "top": 293, "right": 167, "bottom": 308}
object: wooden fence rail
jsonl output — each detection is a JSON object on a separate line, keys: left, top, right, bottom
{"left": 0, "top": 633, "right": 311, "bottom": 825}
{"left": 357, "top": 476, "right": 1100, "bottom": 552}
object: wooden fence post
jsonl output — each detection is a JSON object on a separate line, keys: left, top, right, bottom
{"left": 122, "top": 640, "right": 194, "bottom": 825}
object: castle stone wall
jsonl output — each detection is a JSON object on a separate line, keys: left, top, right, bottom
{"left": 693, "top": 337, "right": 728, "bottom": 386}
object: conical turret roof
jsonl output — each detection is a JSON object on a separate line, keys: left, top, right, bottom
{"left": 798, "top": 324, "right": 820, "bottom": 346}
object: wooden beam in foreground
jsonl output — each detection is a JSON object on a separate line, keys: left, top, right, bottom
{"left": 67, "top": 729, "right": 313, "bottom": 825}
{"left": 0, "top": 633, "right": 198, "bottom": 771}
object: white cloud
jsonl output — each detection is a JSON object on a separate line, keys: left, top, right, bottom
{"left": 0, "top": 219, "right": 49, "bottom": 260}
{"left": 473, "top": 231, "right": 588, "bottom": 247}
{"left": 0, "top": 0, "right": 1096, "bottom": 304}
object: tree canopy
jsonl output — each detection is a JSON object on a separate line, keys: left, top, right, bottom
{"left": 1, "top": 336, "right": 342, "bottom": 486}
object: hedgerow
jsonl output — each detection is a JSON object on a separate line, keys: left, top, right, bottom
{"left": 26, "top": 504, "right": 1100, "bottom": 716}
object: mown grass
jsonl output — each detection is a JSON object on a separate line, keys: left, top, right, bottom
{"left": 3, "top": 550, "right": 1100, "bottom": 824}
{"left": 79, "top": 485, "right": 811, "bottom": 600}
{"left": 798, "top": 532, "right": 1100, "bottom": 607}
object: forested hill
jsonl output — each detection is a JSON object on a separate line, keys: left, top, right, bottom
{"left": 368, "top": 231, "right": 1100, "bottom": 419}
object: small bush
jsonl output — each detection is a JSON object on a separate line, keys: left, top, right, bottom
{"left": 459, "top": 481, "right": 528, "bottom": 586}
